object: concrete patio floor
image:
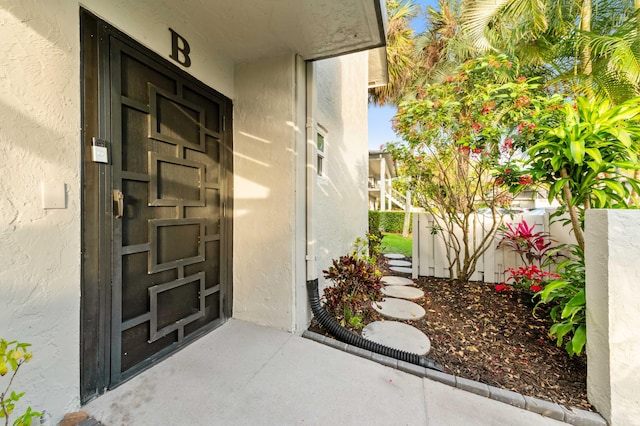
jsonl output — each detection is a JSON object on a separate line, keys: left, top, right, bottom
{"left": 84, "top": 319, "right": 565, "bottom": 425}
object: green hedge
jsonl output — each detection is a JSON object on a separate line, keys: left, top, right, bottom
{"left": 369, "top": 210, "right": 412, "bottom": 234}
{"left": 368, "top": 210, "right": 381, "bottom": 234}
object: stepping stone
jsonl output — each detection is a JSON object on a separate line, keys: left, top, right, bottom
{"left": 383, "top": 253, "right": 405, "bottom": 259}
{"left": 381, "top": 285, "right": 424, "bottom": 300}
{"left": 388, "top": 259, "right": 411, "bottom": 267}
{"left": 363, "top": 321, "right": 431, "bottom": 355}
{"left": 389, "top": 266, "right": 412, "bottom": 274}
{"left": 381, "top": 276, "right": 414, "bottom": 286}
{"left": 372, "top": 298, "right": 426, "bottom": 321}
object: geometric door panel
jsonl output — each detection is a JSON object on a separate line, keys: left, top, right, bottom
{"left": 81, "top": 11, "right": 232, "bottom": 401}
{"left": 112, "top": 40, "right": 229, "bottom": 381}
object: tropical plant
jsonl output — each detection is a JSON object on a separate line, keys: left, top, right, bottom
{"left": 390, "top": 55, "right": 563, "bottom": 281}
{"left": 368, "top": 210, "right": 383, "bottom": 256}
{"left": 351, "top": 234, "right": 382, "bottom": 266}
{"left": 413, "top": 0, "right": 475, "bottom": 84}
{"left": 535, "top": 244, "right": 586, "bottom": 356}
{"left": 527, "top": 96, "right": 640, "bottom": 251}
{"left": 495, "top": 220, "right": 555, "bottom": 266}
{"left": 459, "top": 0, "right": 640, "bottom": 103}
{"left": 369, "top": 0, "right": 419, "bottom": 105}
{"left": 322, "top": 255, "right": 382, "bottom": 331}
{"left": 497, "top": 264, "right": 559, "bottom": 293}
{"left": 0, "top": 339, "right": 40, "bottom": 426}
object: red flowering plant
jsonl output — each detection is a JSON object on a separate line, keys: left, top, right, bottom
{"left": 389, "top": 54, "right": 563, "bottom": 283}
{"left": 495, "top": 220, "right": 558, "bottom": 294}
{"left": 492, "top": 164, "right": 534, "bottom": 195}
{"left": 496, "top": 220, "right": 555, "bottom": 266}
{"left": 497, "top": 265, "right": 560, "bottom": 293}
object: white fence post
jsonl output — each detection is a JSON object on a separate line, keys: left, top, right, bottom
{"left": 412, "top": 213, "right": 419, "bottom": 279}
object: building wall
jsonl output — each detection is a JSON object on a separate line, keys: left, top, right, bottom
{"left": 0, "top": 1, "right": 235, "bottom": 421}
{"left": 1, "top": 0, "right": 371, "bottom": 421}
{"left": 314, "top": 53, "right": 369, "bottom": 292}
{"left": 232, "top": 55, "right": 299, "bottom": 330}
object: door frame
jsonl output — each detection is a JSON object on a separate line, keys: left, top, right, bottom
{"left": 80, "top": 8, "right": 233, "bottom": 403}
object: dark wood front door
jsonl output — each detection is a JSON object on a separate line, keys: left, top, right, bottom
{"left": 81, "top": 10, "right": 233, "bottom": 402}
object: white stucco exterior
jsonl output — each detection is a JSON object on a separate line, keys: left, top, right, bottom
{"left": 314, "top": 55, "right": 370, "bottom": 291}
{"left": 1, "top": 1, "right": 84, "bottom": 417}
{"left": 232, "top": 53, "right": 369, "bottom": 330}
{"left": 233, "top": 55, "right": 300, "bottom": 329}
{"left": 1, "top": 1, "right": 372, "bottom": 422}
{"left": 585, "top": 210, "right": 640, "bottom": 425}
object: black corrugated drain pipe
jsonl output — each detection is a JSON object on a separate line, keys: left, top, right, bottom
{"left": 307, "top": 279, "right": 444, "bottom": 372}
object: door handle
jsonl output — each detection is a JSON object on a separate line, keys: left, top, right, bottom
{"left": 113, "top": 190, "right": 124, "bottom": 219}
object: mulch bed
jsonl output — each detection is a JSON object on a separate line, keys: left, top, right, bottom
{"left": 308, "top": 255, "right": 591, "bottom": 411}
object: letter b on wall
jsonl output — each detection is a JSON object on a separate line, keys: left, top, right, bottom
{"left": 169, "top": 28, "right": 191, "bottom": 67}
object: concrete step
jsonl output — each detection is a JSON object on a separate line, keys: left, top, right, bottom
{"left": 362, "top": 321, "right": 431, "bottom": 355}
{"left": 390, "top": 266, "right": 412, "bottom": 274}
{"left": 372, "top": 298, "right": 426, "bottom": 321}
{"left": 381, "top": 285, "right": 424, "bottom": 300}
{"left": 383, "top": 253, "right": 405, "bottom": 259}
{"left": 381, "top": 276, "right": 414, "bottom": 286}
{"left": 388, "top": 259, "right": 411, "bottom": 267}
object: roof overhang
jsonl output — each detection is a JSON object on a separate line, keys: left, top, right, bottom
{"left": 369, "top": 150, "right": 397, "bottom": 179}
{"left": 169, "top": 0, "right": 388, "bottom": 63}
{"left": 368, "top": 46, "right": 389, "bottom": 88}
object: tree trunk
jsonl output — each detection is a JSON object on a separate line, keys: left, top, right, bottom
{"left": 633, "top": 0, "right": 640, "bottom": 200}
{"left": 580, "top": 0, "right": 593, "bottom": 100}
{"left": 402, "top": 189, "right": 411, "bottom": 237}
{"left": 561, "top": 167, "right": 585, "bottom": 251}
{"left": 580, "top": 0, "right": 592, "bottom": 74}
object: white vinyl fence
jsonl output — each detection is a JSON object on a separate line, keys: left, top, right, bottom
{"left": 411, "top": 210, "right": 576, "bottom": 283}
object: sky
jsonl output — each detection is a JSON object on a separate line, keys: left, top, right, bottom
{"left": 368, "top": 0, "right": 439, "bottom": 150}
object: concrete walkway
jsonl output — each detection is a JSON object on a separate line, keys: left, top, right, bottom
{"left": 84, "top": 319, "right": 566, "bottom": 426}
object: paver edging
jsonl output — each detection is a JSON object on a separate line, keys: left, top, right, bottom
{"left": 302, "top": 331, "right": 607, "bottom": 426}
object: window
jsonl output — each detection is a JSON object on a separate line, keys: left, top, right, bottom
{"left": 316, "top": 130, "right": 326, "bottom": 177}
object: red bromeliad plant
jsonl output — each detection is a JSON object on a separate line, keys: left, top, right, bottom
{"left": 496, "top": 265, "right": 559, "bottom": 293}
{"left": 495, "top": 220, "right": 554, "bottom": 266}
{"left": 495, "top": 219, "right": 558, "bottom": 294}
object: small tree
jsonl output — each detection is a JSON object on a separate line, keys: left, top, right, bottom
{"left": 527, "top": 96, "right": 640, "bottom": 251}
{"left": 390, "top": 55, "right": 563, "bottom": 281}
{"left": 523, "top": 96, "right": 640, "bottom": 355}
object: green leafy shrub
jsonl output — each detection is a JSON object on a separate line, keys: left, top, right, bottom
{"left": 535, "top": 244, "right": 586, "bottom": 356}
{"left": 368, "top": 210, "right": 381, "bottom": 233}
{"left": 367, "top": 211, "right": 383, "bottom": 256}
{"left": 527, "top": 96, "right": 640, "bottom": 251}
{"left": 1, "top": 339, "right": 41, "bottom": 426}
{"left": 322, "top": 256, "right": 382, "bottom": 332}
{"left": 352, "top": 234, "right": 382, "bottom": 265}
{"left": 378, "top": 211, "right": 412, "bottom": 233}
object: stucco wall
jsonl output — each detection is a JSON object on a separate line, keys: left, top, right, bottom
{"left": 80, "top": 0, "right": 234, "bottom": 98}
{"left": 314, "top": 53, "right": 369, "bottom": 291}
{"left": 2, "top": 0, "right": 371, "bottom": 420}
{"left": 232, "top": 55, "right": 299, "bottom": 331}
{"left": 0, "top": 1, "right": 234, "bottom": 421}
{"left": 585, "top": 210, "right": 640, "bottom": 425}
{"left": 232, "top": 53, "right": 370, "bottom": 330}
{"left": 1, "top": 1, "right": 83, "bottom": 419}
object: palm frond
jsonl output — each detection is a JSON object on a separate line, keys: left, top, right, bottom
{"left": 369, "top": 0, "right": 419, "bottom": 105}
{"left": 460, "top": 0, "right": 548, "bottom": 52}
